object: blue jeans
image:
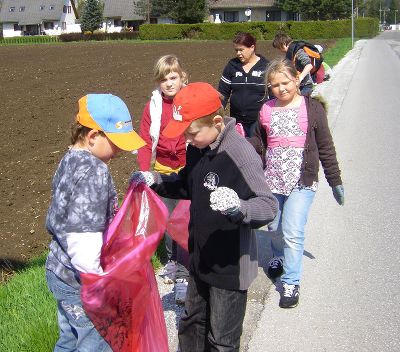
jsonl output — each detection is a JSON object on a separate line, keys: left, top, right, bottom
{"left": 178, "top": 275, "right": 247, "bottom": 351}
{"left": 46, "top": 270, "right": 111, "bottom": 352}
{"left": 268, "top": 188, "right": 316, "bottom": 285}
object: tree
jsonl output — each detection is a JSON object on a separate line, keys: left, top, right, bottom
{"left": 276, "top": 0, "right": 351, "bottom": 20}
{"left": 173, "top": 0, "right": 206, "bottom": 24}
{"left": 134, "top": 0, "right": 152, "bottom": 23}
{"left": 76, "top": 0, "right": 87, "bottom": 17}
{"left": 80, "top": 0, "right": 103, "bottom": 32}
{"left": 387, "top": 0, "right": 399, "bottom": 23}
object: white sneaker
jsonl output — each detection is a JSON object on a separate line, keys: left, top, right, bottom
{"left": 159, "top": 260, "right": 176, "bottom": 284}
{"left": 175, "top": 278, "right": 188, "bottom": 305}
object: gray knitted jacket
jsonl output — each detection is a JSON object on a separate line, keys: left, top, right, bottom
{"left": 152, "top": 117, "right": 278, "bottom": 290}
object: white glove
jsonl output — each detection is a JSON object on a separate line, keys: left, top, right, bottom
{"left": 130, "top": 171, "right": 155, "bottom": 187}
{"left": 210, "top": 187, "right": 240, "bottom": 215}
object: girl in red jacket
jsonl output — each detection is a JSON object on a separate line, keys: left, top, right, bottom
{"left": 260, "top": 58, "right": 344, "bottom": 309}
{"left": 137, "top": 54, "right": 189, "bottom": 304}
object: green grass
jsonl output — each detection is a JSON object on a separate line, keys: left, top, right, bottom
{"left": 323, "top": 37, "right": 355, "bottom": 67}
{"left": 0, "top": 243, "right": 166, "bottom": 351}
{"left": 0, "top": 254, "right": 58, "bottom": 351}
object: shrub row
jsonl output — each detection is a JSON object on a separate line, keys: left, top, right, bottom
{"left": 0, "top": 35, "right": 59, "bottom": 45}
{"left": 139, "top": 18, "right": 379, "bottom": 40}
{"left": 59, "top": 31, "right": 139, "bottom": 42}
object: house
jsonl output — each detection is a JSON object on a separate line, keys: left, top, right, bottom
{"left": 103, "top": 0, "right": 146, "bottom": 32}
{"left": 0, "top": 0, "right": 79, "bottom": 37}
{"left": 208, "top": 0, "right": 298, "bottom": 23}
{"left": 103, "top": 0, "right": 176, "bottom": 32}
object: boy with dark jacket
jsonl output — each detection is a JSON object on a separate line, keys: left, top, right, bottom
{"left": 272, "top": 33, "right": 314, "bottom": 96}
{"left": 131, "top": 82, "right": 277, "bottom": 351}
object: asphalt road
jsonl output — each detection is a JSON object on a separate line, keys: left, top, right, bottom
{"left": 245, "top": 31, "right": 400, "bottom": 352}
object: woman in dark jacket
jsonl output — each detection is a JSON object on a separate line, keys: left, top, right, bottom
{"left": 218, "top": 32, "right": 269, "bottom": 137}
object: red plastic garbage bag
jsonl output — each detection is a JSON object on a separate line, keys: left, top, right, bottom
{"left": 80, "top": 184, "right": 169, "bottom": 352}
{"left": 166, "top": 200, "right": 190, "bottom": 252}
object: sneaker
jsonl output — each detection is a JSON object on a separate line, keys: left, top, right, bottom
{"left": 159, "top": 260, "right": 176, "bottom": 284}
{"left": 175, "top": 278, "right": 188, "bottom": 305}
{"left": 279, "top": 283, "right": 300, "bottom": 308}
{"left": 267, "top": 257, "right": 283, "bottom": 279}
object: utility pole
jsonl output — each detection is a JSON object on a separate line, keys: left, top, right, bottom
{"left": 351, "top": 0, "right": 354, "bottom": 48}
{"left": 379, "top": 2, "right": 382, "bottom": 24}
{"left": 395, "top": 9, "right": 398, "bottom": 25}
{"left": 383, "top": 8, "right": 389, "bottom": 25}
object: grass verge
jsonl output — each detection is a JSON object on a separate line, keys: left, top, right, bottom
{"left": 0, "top": 243, "right": 166, "bottom": 351}
{"left": 323, "top": 37, "right": 355, "bottom": 67}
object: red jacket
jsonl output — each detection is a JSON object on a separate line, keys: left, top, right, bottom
{"left": 137, "top": 95, "right": 186, "bottom": 171}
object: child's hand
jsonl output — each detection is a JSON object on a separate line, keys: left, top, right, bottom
{"left": 332, "top": 185, "right": 344, "bottom": 205}
{"left": 210, "top": 187, "right": 240, "bottom": 215}
{"left": 130, "top": 171, "right": 155, "bottom": 187}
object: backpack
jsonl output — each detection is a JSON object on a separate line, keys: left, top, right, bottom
{"left": 287, "top": 41, "right": 324, "bottom": 79}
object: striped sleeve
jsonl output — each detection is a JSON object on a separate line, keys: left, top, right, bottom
{"left": 218, "top": 64, "right": 232, "bottom": 108}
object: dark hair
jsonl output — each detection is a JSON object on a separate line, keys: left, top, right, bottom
{"left": 70, "top": 122, "right": 105, "bottom": 145}
{"left": 233, "top": 32, "right": 256, "bottom": 49}
{"left": 272, "top": 32, "right": 293, "bottom": 49}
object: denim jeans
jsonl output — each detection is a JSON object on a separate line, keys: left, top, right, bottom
{"left": 178, "top": 275, "right": 247, "bottom": 352}
{"left": 268, "top": 188, "right": 316, "bottom": 285}
{"left": 46, "top": 270, "right": 111, "bottom": 352}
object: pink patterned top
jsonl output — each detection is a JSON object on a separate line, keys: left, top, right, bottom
{"left": 263, "top": 97, "right": 318, "bottom": 196}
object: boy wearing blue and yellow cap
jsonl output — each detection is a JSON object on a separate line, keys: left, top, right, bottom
{"left": 45, "top": 94, "right": 145, "bottom": 351}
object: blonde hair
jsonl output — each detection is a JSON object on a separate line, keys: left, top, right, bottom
{"left": 153, "top": 54, "right": 188, "bottom": 83}
{"left": 265, "top": 58, "right": 298, "bottom": 86}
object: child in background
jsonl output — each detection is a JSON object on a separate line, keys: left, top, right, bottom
{"left": 272, "top": 33, "right": 314, "bottom": 96}
{"left": 137, "top": 54, "right": 189, "bottom": 304}
{"left": 45, "top": 94, "right": 145, "bottom": 351}
{"left": 131, "top": 82, "right": 278, "bottom": 351}
{"left": 259, "top": 59, "right": 344, "bottom": 308}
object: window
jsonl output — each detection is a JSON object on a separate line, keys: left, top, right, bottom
{"left": 114, "top": 19, "right": 123, "bottom": 27}
{"left": 224, "top": 11, "right": 239, "bottom": 22}
{"left": 44, "top": 22, "right": 54, "bottom": 30}
{"left": 63, "top": 6, "right": 72, "bottom": 13}
{"left": 266, "top": 11, "right": 281, "bottom": 21}
{"left": 19, "top": 6, "right": 25, "bottom": 12}
{"left": 61, "top": 22, "right": 66, "bottom": 30}
{"left": 40, "top": 5, "right": 45, "bottom": 10}
{"left": 14, "top": 23, "right": 21, "bottom": 31}
{"left": 9, "top": 7, "right": 15, "bottom": 12}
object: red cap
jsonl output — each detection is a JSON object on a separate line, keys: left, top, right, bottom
{"left": 162, "top": 82, "right": 222, "bottom": 139}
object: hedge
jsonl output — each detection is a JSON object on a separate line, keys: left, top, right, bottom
{"left": 139, "top": 18, "right": 379, "bottom": 41}
{"left": 59, "top": 31, "right": 139, "bottom": 42}
{"left": 0, "top": 35, "right": 59, "bottom": 45}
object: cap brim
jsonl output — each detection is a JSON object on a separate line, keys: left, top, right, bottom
{"left": 105, "top": 130, "right": 146, "bottom": 152}
{"left": 162, "top": 120, "right": 191, "bottom": 139}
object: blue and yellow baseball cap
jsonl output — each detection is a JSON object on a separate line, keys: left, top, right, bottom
{"left": 76, "top": 94, "right": 146, "bottom": 151}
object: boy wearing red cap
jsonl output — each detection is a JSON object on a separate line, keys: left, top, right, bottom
{"left": 45, "top": 94, "right": 145, "bottom": 351}
{"left": 131, "top": 82, "right": 277, "bottom": 351}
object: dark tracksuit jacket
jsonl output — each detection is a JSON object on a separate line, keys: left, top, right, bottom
{"left": 218, "top": 56, "right": 269, "bottom": 125}
{"left": 151, "top": 118, "right": 278, "bottom": 291}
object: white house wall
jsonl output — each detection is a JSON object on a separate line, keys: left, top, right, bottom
{"left": 2, "top": 23, "right": 23, "bottom": 37}
{"left": 1, "top": 0, "right": 80, "bottom": 37}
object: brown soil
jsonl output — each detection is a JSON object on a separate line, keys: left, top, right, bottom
{"left": 0, "top": 39, "right": 335, "bottom": 276}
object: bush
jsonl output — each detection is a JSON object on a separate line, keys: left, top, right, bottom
{"left": 0, "top": 35, "right": 59, "bottom": 45}
{"left": 59, "top": 31, "right": 140, "bottom": 42}
{"left": 139, "top": 18, "right": 379, "bottom": 41}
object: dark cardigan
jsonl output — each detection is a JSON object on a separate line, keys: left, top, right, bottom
{"left": 299, "top": 97, "right": 342, "bottom": 187}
